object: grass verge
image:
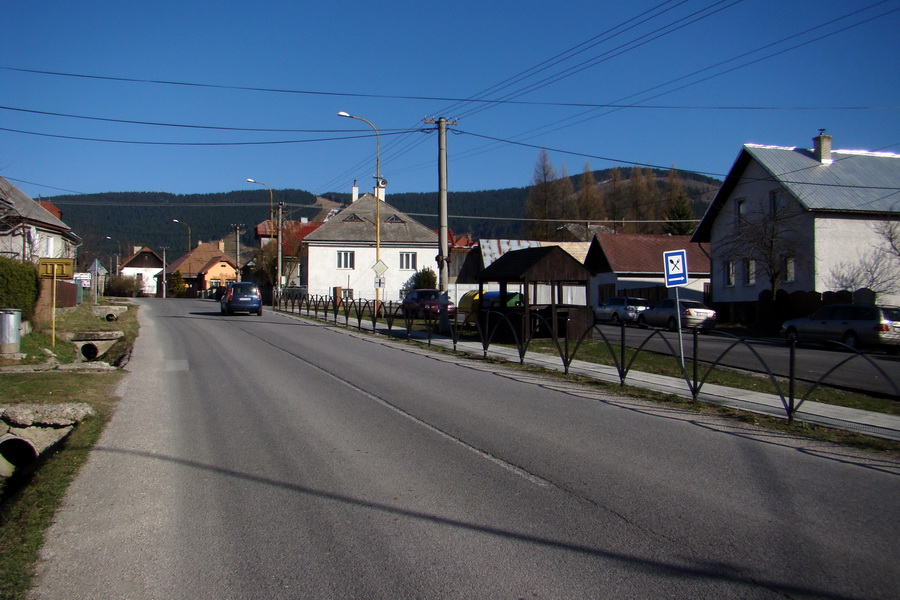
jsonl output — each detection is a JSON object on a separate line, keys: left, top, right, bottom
{"left": 0, "top": 300, "right": 137, "bottom": 600}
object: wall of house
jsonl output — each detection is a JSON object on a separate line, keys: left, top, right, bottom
{"left": 306, "top": 244, "right": 436, "bottom": 302}
{"left": 0, "top": 226, "right": 75, "bottom": 264}
{"left": 814, "top": 214, "right": 900, "bottom": 305}
{"left": 708, "top": 160, "right": 816, "bottom": 303}
{"left": 120, "top": 267, "right": 162, "bottom": 296}
{"left": 203, "top": 262, "right": 238, "bottom": 290}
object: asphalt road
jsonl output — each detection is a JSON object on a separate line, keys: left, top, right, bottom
{"left": 29, "top": 298, "right": 900, "bottom": 599}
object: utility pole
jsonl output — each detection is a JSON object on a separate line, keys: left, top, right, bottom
{"left": 230, "top": 223, "right": 244, "bottom": 280}
{"left": 425, "top": 117, "right": 457, "bottom": 292}
{"left": 276, "top": 203, "right": 284, "bottom": 302}
{"left": 160, "top": 246, "right": 168, "bottom": 299}
{"left": 425, "top": 117, "right": 457, "bottom": 332}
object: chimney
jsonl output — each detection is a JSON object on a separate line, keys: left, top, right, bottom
{"left": 352, "top": 180, "right": 359, "bottom": 202}
{"left": 813, "top": 130, "right": 833, "bottom": 165}
{"left": 218, "top": 240, "right": 225, "bottom": 252}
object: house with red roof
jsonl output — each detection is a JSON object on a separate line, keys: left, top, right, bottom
{"left": 584, "top": 233, "right": 710, "bottom": 306}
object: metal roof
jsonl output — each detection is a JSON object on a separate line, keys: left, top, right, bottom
{"left": 744, "top": 145, "right": 900, "bottom": 212}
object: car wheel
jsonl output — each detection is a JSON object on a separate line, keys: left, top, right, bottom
{"left": 611, "top": 313, "right": 620, "bottom": 324}
{"left": 257, "top": 307, "right": 263, "bottom": 316}
{"left": 841, "top": 331, "right": 859, "bottom": 351}
{"left": 667, "top": 317, "right": 678, "bottom": 332}
{"left": 636, "top": 315, "right": 647, "bottom": 328}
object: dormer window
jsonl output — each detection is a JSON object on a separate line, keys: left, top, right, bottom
{"left": 343, "top": 213, "right": 363, "bottom": 223}
{"left": 386, "top": 214, "right": 405, "bottom": 224}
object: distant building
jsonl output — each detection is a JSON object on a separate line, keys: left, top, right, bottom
{"left": 163, "top": 241, "right": 237, "bottom": 297}
{"left": 119, "top": 246, "right": 165, "bottom": 296}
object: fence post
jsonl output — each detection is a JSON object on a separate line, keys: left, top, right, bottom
{"left": 788, "top": 338, "right": 796, "bottom": 424}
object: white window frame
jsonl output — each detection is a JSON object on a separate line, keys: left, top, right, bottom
{"left": 337, "top": 251, "right": 355, "bottom": 270}
{"left": 743, "top": 259, "right": 756, "bottom": 286}
{"left": 399, "top": 252, "right": 417, "bottom": 271}
{"left": 785, "top": 256, "right": 795, "bottom": 282}
{"left": 725, "top": 260, "right": 735, "bottom": 287}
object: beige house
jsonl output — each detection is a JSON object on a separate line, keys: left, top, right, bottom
{"left": 163, "top": 241, "right": 238, "bottom": 297}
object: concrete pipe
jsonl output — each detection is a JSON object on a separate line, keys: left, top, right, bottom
{"left": 0, "top": 433, "right": 38, "bottom": 471}
{"left": 81, "top": 342, "right": 100, "bottom": 361}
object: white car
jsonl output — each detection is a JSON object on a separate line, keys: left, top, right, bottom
{"left": 637, "top": 298, "right": 717, "bottom": 331}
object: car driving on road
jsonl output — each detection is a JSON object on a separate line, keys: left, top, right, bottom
{"left": 220, "top": 282, "right": 263, "bottom": 316}
{"left": 780, "top": 303, "right": 900, "bottom": 353}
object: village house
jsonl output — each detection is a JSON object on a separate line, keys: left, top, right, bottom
{"left": 692, "top": 133, "right": 900, "bottom": 307}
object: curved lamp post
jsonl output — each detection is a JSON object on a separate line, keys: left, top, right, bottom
{"left": 246, "top": 178, "right": 281, "bottom": 303}
{"left": 337, "top": 111, "right": 384, "bottom": 307}
{"left": 105, "top": 235, "right": 121, "bottom": 274}
{"left": 172, "top": 219, "right": 191, "bottom": 253}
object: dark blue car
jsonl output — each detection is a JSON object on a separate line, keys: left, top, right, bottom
{"left": 220, "top": 282, "right": 263, "bottom": 316}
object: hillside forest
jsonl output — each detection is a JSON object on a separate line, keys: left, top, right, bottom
{"left": 41, "top": 158, "right": 720, "bottom": 271}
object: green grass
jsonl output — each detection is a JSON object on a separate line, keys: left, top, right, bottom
{"left": 0, "top": 300, "right": 136, "bottom": 599}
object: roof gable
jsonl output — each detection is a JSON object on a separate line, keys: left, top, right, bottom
{"left": 479, "top": 246, "right": 592, "bottom": 283}
{"left": 304, "top": 194, "right": 436, "bottom": 244}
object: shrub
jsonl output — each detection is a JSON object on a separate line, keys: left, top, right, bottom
{"left": 0, "top": 257, "right": 41, "bottom": 319}
{"left": 105, "top": 275, "right": 143, "bottom": 297}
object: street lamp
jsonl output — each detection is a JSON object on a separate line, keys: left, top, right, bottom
{"left": 246, "top": 178, "right": 280, "bottom": 302}
{"left": 172, "top": 219, "right": 191, "bottom": 253}
{"left": 105, "top": 235, "right": 121, "bottom": 275}
{"left": 338, "top": 111, "right": 385, "bottom": 307}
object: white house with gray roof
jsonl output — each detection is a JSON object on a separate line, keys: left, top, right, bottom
{"left": 692, "top": 133, "right": 900, "bottom": 305}
{"left": 301, "top": 193, "right": 438, "bottom": 301}
{"left": 0, "top": 176, "right": 81, "bottom": 264}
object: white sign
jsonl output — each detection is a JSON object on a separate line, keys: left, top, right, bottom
{"left": 664, "top": 249, "right": 688, "bottom": 288}
{"left": 374, "top": 277, "right": 385, "bottom": 289}
{"left": 372, "top": 260, "right": 388, "bottom": 276}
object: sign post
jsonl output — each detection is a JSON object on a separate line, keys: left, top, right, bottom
{"left": 39, "top": 258, "right": 74, "bottom": 348}
{"left": 663, "top": 250, "right": 689, "bottom": 369}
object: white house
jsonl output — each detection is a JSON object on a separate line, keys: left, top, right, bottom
{"left": 692, "top": 133, "right": 900, "bottom": 306}
{"left": 0, "top": 176, "right": 81, "bottom": 264}
{"left": 119, "top": 246, "right": 164, "bottom": 296}
{"left": 301, "top": 193, "right": 438, "bottom": 301}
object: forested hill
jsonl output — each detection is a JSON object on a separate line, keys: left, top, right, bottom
{"left": 43, "top": 168, "right": 719, "bottom": 267}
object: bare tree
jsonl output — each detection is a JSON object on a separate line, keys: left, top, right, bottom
{"left": 828, "top": 219, "right": 900, "bottom": 295}
{"left": 525, "top": 150, "right": 563, "bottom": 240}
{"left": 575, "top": 162, "right": 604, "bottom": 222}
{"left": 714, "top": 199, "right": 806, "bottom": 295}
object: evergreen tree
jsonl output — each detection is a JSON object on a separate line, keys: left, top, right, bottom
{"left": 663, "top": 169, "right": 696, "bottom": 236}
{"left": 604, "top": 168, "right": 626, "bottom": 233}
{"left": 524, "top": 150, "right": 559, "bottom": 240}
{"left": 575, "top": 162, "right": 604, "bottom": 222}
{"left": 171, "top": 270, "right": 188, "bottom": 298}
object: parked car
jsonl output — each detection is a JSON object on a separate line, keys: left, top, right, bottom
{"left": 401, "top": 289, "right": 457, "bottom": 319}
{"left": 594, "top": 296, "right": 650, "bottom": 323}
{"left": 780, "top": 303, "right": 900, "bottom": 352}
{"left": 637, "top": 298, "right": 717, "bottom": 331}
{"left": 220, "top": 282, "right": 262, "bottom": 316}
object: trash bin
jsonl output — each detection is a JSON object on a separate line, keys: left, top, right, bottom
{"left": 0, "top": 308, "right": 22, "bottom": 355}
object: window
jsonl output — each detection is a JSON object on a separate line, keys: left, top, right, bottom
{"left": 725, "top": 261, "right": 735, "bottom": 287}
{"left": 743, "top": 259, "right": 756, "bottom": 285}
{"left": 734, "top": 198, "right": 746, "bottom": 226}
{"left": 337, "top": 251, "right": 355, "bottom": 270}
{"left": 785, "top": 257, "right": 795, "bottom": 282}
{"left": 400, "top": 252, "right": 417, "bottom": 270}
{"left": 769, "top": 189, "right": 784, "bottom": 214}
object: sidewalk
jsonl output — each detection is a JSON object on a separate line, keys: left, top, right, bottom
{"left": 292, "top": 310, "right": 900, "bottom": 442}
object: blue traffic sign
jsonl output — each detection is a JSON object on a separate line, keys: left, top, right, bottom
{"left": 663, "top": 249, "right": 688, "bottom": 287}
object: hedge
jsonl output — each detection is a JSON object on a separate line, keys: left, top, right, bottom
{"left": 0, "top": 256, "right": 41, "bottom": 320}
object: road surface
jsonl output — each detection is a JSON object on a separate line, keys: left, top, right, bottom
{"left": 29, "top": 298, "right": 900, "bottom": 599}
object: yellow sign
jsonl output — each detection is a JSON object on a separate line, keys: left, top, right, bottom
{"left": 38, "top": 258, "right": 75, "bottom": 279}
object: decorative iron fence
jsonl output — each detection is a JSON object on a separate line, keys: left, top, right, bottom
{"left": 276, "top": 288, "right": 899, "bottom": 424}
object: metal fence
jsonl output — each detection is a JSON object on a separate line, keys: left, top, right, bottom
{"left": 277, "top": 288, "right": 899, "bottom": 424}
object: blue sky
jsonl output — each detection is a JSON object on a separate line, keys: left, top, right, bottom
{"left": 2, "top": 0, "right": 898, "bottom": 200}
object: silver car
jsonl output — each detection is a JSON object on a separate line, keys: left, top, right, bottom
{"left": 594, "top": 296, "right": 650, "bottom": 323}
{"left": 637, "top": 298, "right": 717, "bottom": 331}
{"left": 780, "top": 304, "right": 900, "bottom": 352}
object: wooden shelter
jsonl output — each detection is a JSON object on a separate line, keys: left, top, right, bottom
{"left": 477, "top": 246, "right": 593, "bottom": 339}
